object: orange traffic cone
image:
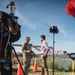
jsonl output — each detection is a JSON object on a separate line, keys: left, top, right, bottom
{"left": 33, "top": 58, "right": 38, "bottom": 72}
{"left": 17, "top": 64, "right": 24, "bottom": 75}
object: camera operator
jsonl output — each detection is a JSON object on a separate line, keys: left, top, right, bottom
{"left": 0, "top": 19, "right": 21, "bottom": 59}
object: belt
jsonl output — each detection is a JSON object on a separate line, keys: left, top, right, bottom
{"left": 41, "top": 53, "right": 44, "bottom": 55}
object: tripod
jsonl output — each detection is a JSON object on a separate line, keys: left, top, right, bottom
{"left": 11, "top": 46, "right": 25, "bottom": 75}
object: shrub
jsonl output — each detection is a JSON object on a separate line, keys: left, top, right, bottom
{"left": 48, "top": 61, "right": 61, "bottom": 70}
{"left": 68, "top": 63, "right": 75, "bottom": 72}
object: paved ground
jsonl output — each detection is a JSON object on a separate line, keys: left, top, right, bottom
{"left": 29, "top": 72, "right": 72, "bottom": 75}
{"left": 2, "top": 70, "right": 73, "bottom": 75}
{"left": 0, "top": 66, "right": 72, "bottom": 75}
{"left": 0, "top": 71, "right": 72, "bottom": 75}
{"left": 11, "top": 71, "right": 72, "bottom": 75}
{"left": 14, "top": 66, "right": 72, "bottom": 75}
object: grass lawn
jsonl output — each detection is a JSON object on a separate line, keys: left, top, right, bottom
{"left": 31, "top": 58, "right": 74, "bottom": 72}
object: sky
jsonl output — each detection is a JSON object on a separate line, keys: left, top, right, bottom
{"left": 0, "top": 0, "right": 75, "bottom": 54}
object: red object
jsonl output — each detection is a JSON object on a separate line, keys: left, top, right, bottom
{"left": 33, "top": 58, "right": 38, "bottom": 72}
{"left": 66, "top": 0, "right": 75, "bottom": 17}
{"left": 17, "top": 64, "right": 24, "bottom": 75}
{"left": 11, "top": 52, "right": 14, "bottom": 59}
{"left": 69, "top": 0, "right": 75, "bottom": 8}
{"left": 33, "top": 63, "right": 38, "bottom": 72}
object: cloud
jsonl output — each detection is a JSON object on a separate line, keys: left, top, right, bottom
{"left": 15, "top": 11, "right": 36, "bottom": 30}
{"left": 58, "top": 26, "right": 68, "bottom": 37}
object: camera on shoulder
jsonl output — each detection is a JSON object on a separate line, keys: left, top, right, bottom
{"left": 0, "top": 11, "right": 18, "bottom": 27}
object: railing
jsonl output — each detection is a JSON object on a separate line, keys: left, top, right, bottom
{"left": 13, "top": 44, "right": 52, "bottom": 48}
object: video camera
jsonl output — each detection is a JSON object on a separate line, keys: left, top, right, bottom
{"left": 0, "top": 2, "right": 22, "bottom": 75}
{"left": 0, "top": 11, "right": 18, "bottom": 27}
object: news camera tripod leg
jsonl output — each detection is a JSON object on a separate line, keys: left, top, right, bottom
{"left": 72, "top": 60, "right": 74, "bottom": 75}
{"left": 0, "top": 23, "right": 3, "bottom": 58}
{"left": 12, "top": 47, "right": 26, "bottom": 75}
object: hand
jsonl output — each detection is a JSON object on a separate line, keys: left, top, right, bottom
{"left": 25, "top": 50, "right": 31, "bottom": 53}
{"left": 42, "top": 54, "right": 47, "bottom": 58}
{"left": 8, "top": 19, "right": 16, "bottom": 33}
{"left": 33, "top": 46, "right": 36, "bottom": 48}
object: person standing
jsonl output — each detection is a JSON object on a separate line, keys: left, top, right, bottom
{"left": 34, "top": 35, "right": 49, "bottom": 75}
{"left": 22, "top": 37, "right": 32, "bottom": 75}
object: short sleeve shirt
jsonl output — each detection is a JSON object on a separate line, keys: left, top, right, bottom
{"left": 22, "top": 42, "right": 32, "bottom": 58}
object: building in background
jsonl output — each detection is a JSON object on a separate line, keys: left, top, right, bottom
{"left": 48, "top": 49, "right": 67, "bottom": 55}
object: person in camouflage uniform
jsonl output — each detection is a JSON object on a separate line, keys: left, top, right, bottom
{"left": 22, "top": 37, "right": 32, "bottom": 75}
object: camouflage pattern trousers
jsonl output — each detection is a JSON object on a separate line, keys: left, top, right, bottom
{"left": 23, "top": 53, "right": 31, "bottom": 75}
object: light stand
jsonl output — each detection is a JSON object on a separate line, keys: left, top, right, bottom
{"left": 49, "top": 26, "right": 59, "bottom": 75}
{"left": 53, "top": 33, "right": 55, "bottom": 75}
